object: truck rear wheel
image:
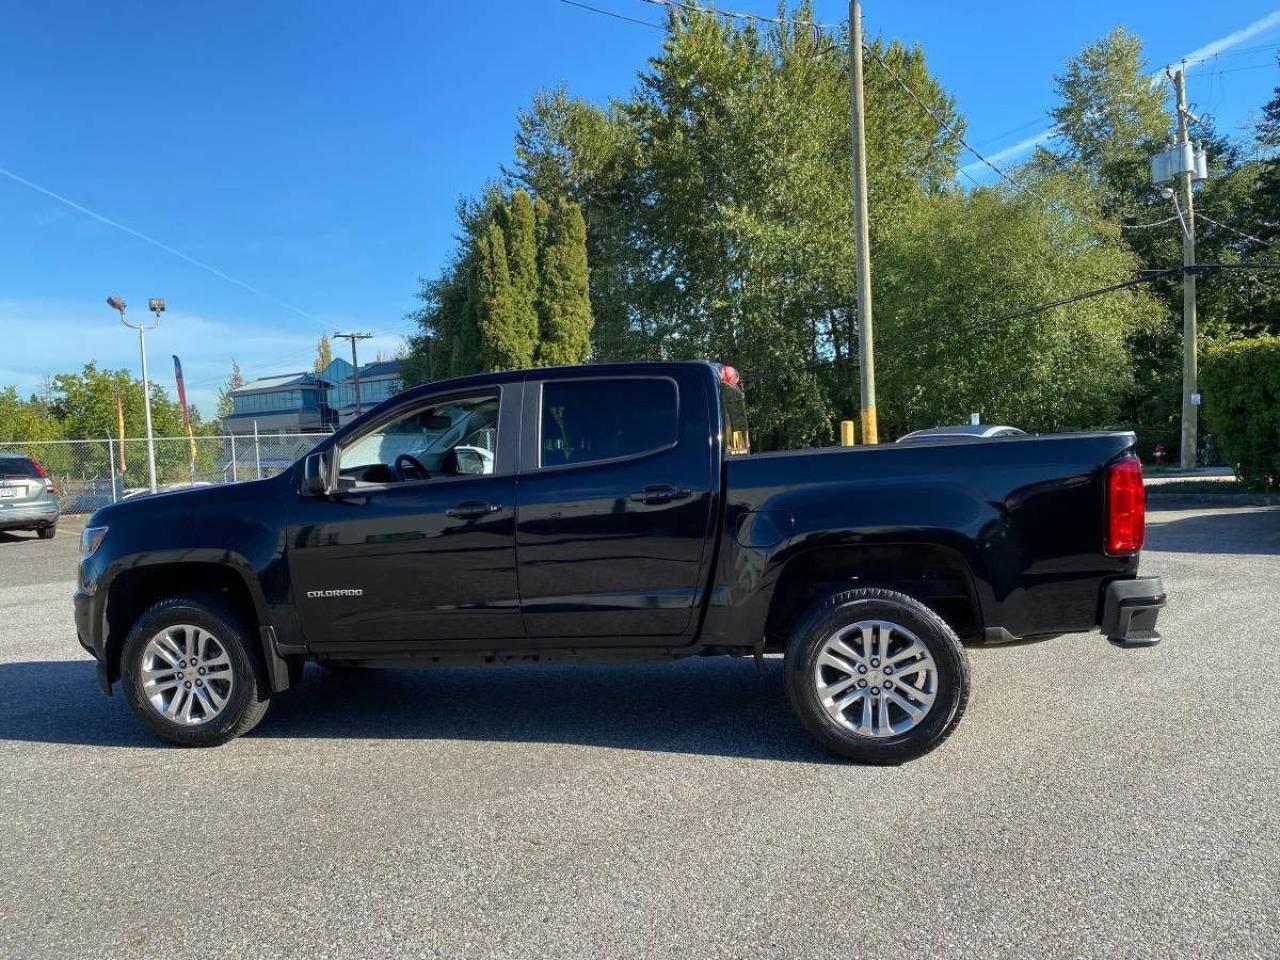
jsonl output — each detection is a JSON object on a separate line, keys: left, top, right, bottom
{"left": 784, "top": 587, "right": 969, "bottom": 763}
{"left": 120, "top": 595, "right": 271, "bottom": 747}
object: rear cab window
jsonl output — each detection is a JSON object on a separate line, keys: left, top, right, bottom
{"left": 718, "top": 380, "right": 750, "bottom": 456}
{"left": 539, "top": 378, "right": 678, "bottom": 468}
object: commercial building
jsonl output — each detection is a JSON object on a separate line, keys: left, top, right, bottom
{"left": 222, "top": 358, "right": 403, "bottom": 435}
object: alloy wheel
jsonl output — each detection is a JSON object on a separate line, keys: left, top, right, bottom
{"left": 813, "top": 619, "right": 937, "bottom": 738}
{"left": 139, "top": 624, "right": 235, "bottom": 726}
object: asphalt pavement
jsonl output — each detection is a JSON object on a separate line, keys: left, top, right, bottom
{"left": 0, "top": 508, "right": 1277, "bottom": 959}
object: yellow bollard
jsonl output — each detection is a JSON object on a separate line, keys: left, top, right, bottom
{"left": 840, "top": 420, "right": 857, "bottom": 447}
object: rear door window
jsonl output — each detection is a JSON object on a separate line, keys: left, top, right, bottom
{"left": 540, "top": 378, "right": 678, "bottom": 467}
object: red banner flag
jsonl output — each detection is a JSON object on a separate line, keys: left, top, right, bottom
{"left": 173, "top": 355, "right": 196, "bottom": 467}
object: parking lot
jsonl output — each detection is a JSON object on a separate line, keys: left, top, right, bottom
{"left": 1, "top": 506, "right": 1277, "bottom": 959}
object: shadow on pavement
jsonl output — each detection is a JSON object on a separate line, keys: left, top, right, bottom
{"left": 0, "top": 657, "right": 833, "bottom": 762}
{"left": 1146, "top": 505, "right": 1280, "bottom": 556}
{"left": 0, "top": 530, "right": 43, "bottom": 545}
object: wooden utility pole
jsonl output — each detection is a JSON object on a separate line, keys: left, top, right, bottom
{"left": 848, "top": 1, "right": 878, "bottom": 443}
{"left": 333, "top": 331, "right": 373, "bottom": 416}
{"left": 1174, "top": 67, "right": 1198, "bottom": 470}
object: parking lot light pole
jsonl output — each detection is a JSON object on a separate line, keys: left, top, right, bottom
{"left": 107, "top": 296, "right": 159, "bottom": 494}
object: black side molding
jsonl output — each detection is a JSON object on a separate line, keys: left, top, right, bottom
{"left": 1102, "top": 576, "right": 1166, "bottom": 648}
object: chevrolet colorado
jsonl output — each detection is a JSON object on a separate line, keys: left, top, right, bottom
{"left": 74, "top": 361, "right": 1165, "bottom": 762}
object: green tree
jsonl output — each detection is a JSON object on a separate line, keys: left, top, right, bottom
{"left": 537, "top": 199, "right": 593, "bottom": 366}
{"left": 876, "top": 171, "right": 1162, "bottom": 436}
{"left": 1049, "top": 27, "right": 1169, "bottom": 219}
{"left": 50, "top": 363, "right": 189, "bottom": 443}
{"left": 471, "top": 222, "right": 529, "bottom": 370}
{"left": 0, "top": 385, "right": 64, "bottom": 442}
{"left": 215, "top": 359, "right": 243, "bottom": 419}
{"left": 510, "top": 2, "right": 963, "bottom": 447}
{"left": 498, "top": 190, "right": 541, "bottom": 360}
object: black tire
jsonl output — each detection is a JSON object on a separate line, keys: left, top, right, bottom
{"left": 120, "top": 594, "right": 271, "bottom": 747}
{"left": 784, "top": 587, "right": 970, "bottom": 764}
{"left": 37, "top": 524, "right": 55, "bottom": 539}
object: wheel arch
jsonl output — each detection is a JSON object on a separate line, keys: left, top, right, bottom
{"left": 102, "top": 559, "right": 280, "bottom": 688}
{"left": 763, "top": 543, "right": 984, "bottom": 649}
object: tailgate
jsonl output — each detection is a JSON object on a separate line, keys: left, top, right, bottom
{"left": 0, "top": 476, "right": 44, "bottom": 503}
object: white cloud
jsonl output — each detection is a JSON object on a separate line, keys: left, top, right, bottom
{"left": 1180, "top": 10, "right": 1280, "bottom": 66}
{"left": 959, "top": 9, "right": 1280, "bottom": 180}
{"left": 0, "top": 299, "right": 413, "bottom": 423}
{"left": 961, "top": 127, "right": 1060, "bottom": 176}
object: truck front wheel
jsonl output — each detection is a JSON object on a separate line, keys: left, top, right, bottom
{"left": 784, "top": 587, "right": 970, "bottom": 763}
{"left": 120, "top": 595, "right": 271, "bottom": 747}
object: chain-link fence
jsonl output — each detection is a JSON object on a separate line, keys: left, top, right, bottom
{"left": 0, "top": 433, "right": 328, "bottom": 515}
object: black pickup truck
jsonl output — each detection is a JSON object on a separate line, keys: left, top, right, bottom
{"left": 74, "top": 361, "right": 1164, "bottom": 762}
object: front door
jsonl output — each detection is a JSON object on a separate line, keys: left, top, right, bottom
{"left": 515, "top": 371, "right": 716, "bottom": 641}
{"left": 286, "top": 384, "right": 523, "bottom": 652}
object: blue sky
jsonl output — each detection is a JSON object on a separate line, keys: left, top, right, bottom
{"left": 2, "top": 1, "right": 1279, "bottom": 419}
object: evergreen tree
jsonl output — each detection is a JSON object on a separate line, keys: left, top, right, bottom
{"left": 534, "top": 195, "right": 552, "bottom": 252}
{"left": 499, "top": 190, "right": 541, "bottom": 362}
{"left": 313, "top": 334, "right": 333, "bottom": 372}
{"left": 537, "top": 199, "right": 594, "bottom": 366}
{"left": 470, "top": 223, "right": 527, "bottom": 370}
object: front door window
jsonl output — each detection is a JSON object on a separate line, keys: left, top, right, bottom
{"left": 339, "top": 393, "right": 499, "bottom": 485}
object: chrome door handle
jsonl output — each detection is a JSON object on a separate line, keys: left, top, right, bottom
{"left": 629, "top": 485, "right": 691, "bottom": 504}
{"left": 447, "top": 501, "right": 502, "bottom": 519}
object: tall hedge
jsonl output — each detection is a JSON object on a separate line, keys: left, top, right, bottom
{"left": 1201, "top": 336, "right": 1280, "bottom": 491}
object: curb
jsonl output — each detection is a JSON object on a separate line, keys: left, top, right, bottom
{"left": 1147, "top": 492, "right": 1280, "bottom": 508}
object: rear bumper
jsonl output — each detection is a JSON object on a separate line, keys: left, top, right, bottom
{"left": 0, "top": 501, "right": 59, "bottom": 529}
{"left": 1102, "top": 576, "right": 1166, "bottom": 647}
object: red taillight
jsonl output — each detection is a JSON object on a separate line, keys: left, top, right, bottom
{"left": 1106, "top": 454, "right": 1145, "bottom": 556}
{"left": 718, "top": 364, "right": 741, "bottom": 387}
{"left": 30, "top": 459, "right": 54, "bottom": 495}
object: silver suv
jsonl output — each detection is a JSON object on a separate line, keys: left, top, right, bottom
{"left": 0, "top": 454, "right": 60, "bottom": 539}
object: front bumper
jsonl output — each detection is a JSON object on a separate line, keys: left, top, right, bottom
{"left": 1102, "top": 576, "right": 1166, "bottom": 647}
{"left": 73, "top": 589, "right": 97, "bottom": 655}
{"left": 73, "top": 588, "right": 113, "bottom": 694}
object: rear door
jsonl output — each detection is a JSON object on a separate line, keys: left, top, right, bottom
{"left": 514, "top": 368, "right": 717, "bottom": 641}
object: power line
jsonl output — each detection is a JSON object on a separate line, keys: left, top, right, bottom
{"left": 559, "top": 0, "right": 663, "bottom": 29}
{"left": 641, "top": 0, "right": 838, "bottom": 29}
{"left": 879, "top": 269, "right": 1183, "bottom": 355}
{"left": 857, "top": 42, "right": 1121, "bottom": 232}
{"left": 975, "top": 115, "right": 1053, "bottom": 150}
{"left": 1196, "top": 212, "right": 1274, "bottom": 248}
{"left": 1192, "top": 62, "right": 1280, "bottom": 77}
{"left": 0, "top": 163, "right": 320, "bottom": 325}
{"left": 1120, "top": 214, "right": 1183, "bottom": 230}
{"left": 1177, "top": 41, "right": 1280, "bottom": 66}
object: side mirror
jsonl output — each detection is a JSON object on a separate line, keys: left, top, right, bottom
{"left": 302, "top": 449, "right": 336, "bottom": 497}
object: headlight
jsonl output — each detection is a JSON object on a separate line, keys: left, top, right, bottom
{"left": 80, "top": 525, "right": 108, "bottom": 559}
